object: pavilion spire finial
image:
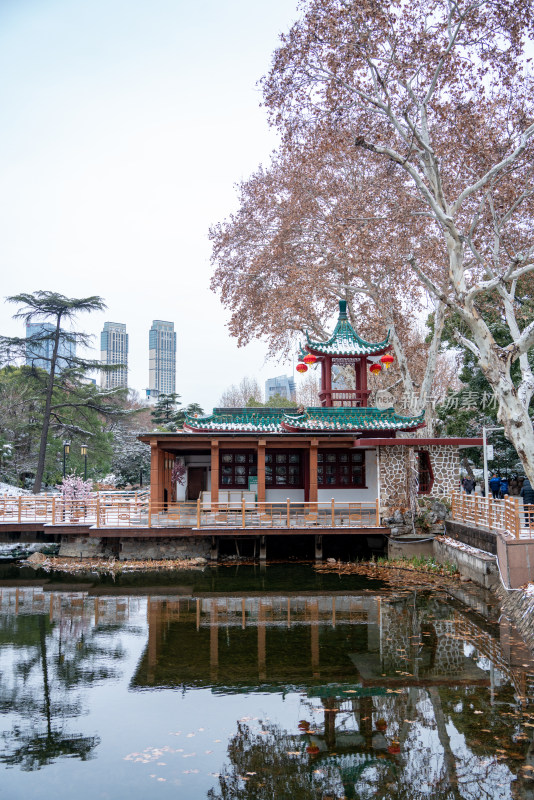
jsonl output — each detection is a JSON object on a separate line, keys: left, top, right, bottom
{"left": 338, "top": 299, "right": 348, "bottom": 319}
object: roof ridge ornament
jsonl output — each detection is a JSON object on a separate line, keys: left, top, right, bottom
{"left": 303, "top": 300, "right": 390, "bottom": 358}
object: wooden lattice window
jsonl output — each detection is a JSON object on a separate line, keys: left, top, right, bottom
{"left": 417, "top": 450, "right": 434, "bottom": 494}
{"left": 265, "top": 451, "right": 303, "bottom": 488}
{"left": 317, "top": 450, "right": 366, "bottom": 488}
{"left": 220, "top": 451, "right": 257, "bottom": 488}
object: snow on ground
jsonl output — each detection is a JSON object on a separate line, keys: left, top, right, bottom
{"left": 0, "top": 482, "right": 30, "bottom": 497}
{"left": 437, "top": 535, "right": 496, "bottom": 558}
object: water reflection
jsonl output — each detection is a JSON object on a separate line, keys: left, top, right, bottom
{"left": 0, "top": 576, "right": 533, "bottom": 800}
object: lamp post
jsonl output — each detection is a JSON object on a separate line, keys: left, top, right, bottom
{"left": 81, "top": 444, "right": 88, "bottom": 480}
{"left": 62, "top": 441, "right": 70, "bottom": 478}
{"left": 483, "top": 426, "right": 504, "bottom": 499}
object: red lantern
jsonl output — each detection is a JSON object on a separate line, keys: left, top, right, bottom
{"left": 380, "top": 353, "right": 394, "bottom": 369}
{"left": 387, "top": 740, "right": 401, "bottom": 755}
{"left": 306, "top": 744, "right": 320, "bottom": 755}
{"left": 296, "top": 363, "right": 308, "bottom": 374}
{"left": 369, "top": 363, "right": 382, "bottom": 375}
{"left": 303, "top": 352, "right": 317, "bottom": 365}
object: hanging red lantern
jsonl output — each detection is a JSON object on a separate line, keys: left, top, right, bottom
{"left": 306, "top": 744, "right": 320, "bottom": 755}
{"left": 296, "top": 363, "right": 308, "bottom": 374}
{"left": 303, "top": 352, "right": 317, "bottom": 365}
{"left": 387, "top": 740, "right": 401, "bottom": 755}
{"left": 369, "top": 363, "right": 382, "bottom": 375}
{"left": 380, "top": 353, "right": 394, "bottom": 369}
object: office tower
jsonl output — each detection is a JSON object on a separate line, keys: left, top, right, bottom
{"left": 100, "top": 322, "right": 128, "bottom": 389}
{"left": 147, "top": 320, "right": 176, "bottom": 399}
{"left": 265, "top": 374, "right": 296, "bottom": 403}
{"left": 25, "top": 323, "right": 75, "bottom": 373}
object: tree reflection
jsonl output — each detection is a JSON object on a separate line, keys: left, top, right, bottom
{"left": 208, "top": 721, "right": 342, "bottom": 800}
{"left": 0, "top": 606, "right": 127, "bottom": 770}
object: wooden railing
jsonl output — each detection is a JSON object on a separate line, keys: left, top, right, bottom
{"left": 0, "top": 493, "right": 381, "bottom": 530}
{"left": 450, "top": 491, "right": 534, "bottom": 539}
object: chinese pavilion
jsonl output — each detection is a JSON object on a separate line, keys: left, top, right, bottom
{"left": 139, "top": 301, "right": 479, "bottom": 512}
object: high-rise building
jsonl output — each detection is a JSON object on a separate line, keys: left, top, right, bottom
{"left": 265, "top": 374, "right": 296, "bottom": 403}
{"left": 147, "top": 320, "right": 176, "bottom": 400}
{"left": 25, "top": 323, "right": 75, "bottom": 373}
{"left": 100, "top": 322, "right": 128, "bottom": 389}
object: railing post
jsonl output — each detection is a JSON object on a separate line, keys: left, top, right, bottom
{"left": 286, "top": 498, "right": 290, "bottom": 528}
{"left": 197, "top": 497, "right": 201, "bottom": 529}
{"left": 375, "top": 498, "right": 380, "bottom": 527}
{"left": 331, "top": 498, "right": 335, "bottom": 528}
{"left": 515, "top": 496, "right": 521, "bottom": 539}
{"left": 242, "top": 497, "right": 246, "bottom": 529}
{"left": 451, "top": 491, "right": 455, "bottom": 520}
{"left": 95, "top": 496, "right": 100, "bottom": 529}
{"left": 148, "top": 499, "right": 152, "bottom": 528}
{"left": 18, "top": 496, "right": 21, "bottom": 523}
{"left": 51, "top": 496, "right": 55, "bottom": 525}
{"left": 474, "top": 494, "right": 479, "bottom": 526}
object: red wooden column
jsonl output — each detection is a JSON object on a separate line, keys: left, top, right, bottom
{"left": 309, "top": 438, "right": 319, "bottom": 504}
{"left": 257, "top": 439, "right": 266, "bottom": 504}
{"left": 150, "top": 441, "right": 165, "bottom": 503}
{"left": 360, "top": 356, "right": 368, "bottom": 407}
{"left": 324, "top": 355, "right": 332, "bottom": 406}
{"left": 210, "top": 439, "right": 219, "bottom": 505}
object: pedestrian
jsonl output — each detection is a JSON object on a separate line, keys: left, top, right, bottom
{"left": 500, "top": 476, "right": 509, "bottom": 498}
{"left": 489, "top": 474, "right": 501, "bottom": 499}
{"left": 520, "top": 478, "right": 534, "bottom": 528}
{"left": 463, "top": 477, "right": 475, "bottom": 495}
{"left": 509, "top": 475, "right": 520, "bottom": 496}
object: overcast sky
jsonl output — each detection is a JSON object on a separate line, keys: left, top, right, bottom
{"left": 0, "top": 0, "right": 303, "bottom": 411}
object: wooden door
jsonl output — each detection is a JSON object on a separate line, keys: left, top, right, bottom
{"left": 187, "top": 467, "right": 206, "bottom": 500}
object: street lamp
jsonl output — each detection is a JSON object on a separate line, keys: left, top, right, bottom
{"left": 483, "top": 426, "right": 504, "bottom": 498}
{"left": 62, "top": 441, "right": 70, "bottom": 478}
{"left": 81, "top": 444, "right": 88, "bottom": 480}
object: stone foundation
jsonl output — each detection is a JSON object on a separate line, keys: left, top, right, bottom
{"left": 59, "top": 536, "right": 110, "bottom": 558}
{"left": 118, "top": 537, "right": 210, "bottom": 561}
{"left": 58, "top": 535, "right": 211, "bottom": 561}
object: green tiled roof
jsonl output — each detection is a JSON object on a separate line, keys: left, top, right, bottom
{"left": 305, "top": 300, "right": 390, "bottom": 356}
{"left": 184, "top": 408, "right": 286, "bottom": 432}
{"left": 183, "top": 406, "right": 424, "bottom": 434}
{"left": 282, "top": 407, "right": 425, "bottom": 432}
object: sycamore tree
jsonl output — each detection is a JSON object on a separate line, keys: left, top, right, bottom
{"left": 0, "top": 292, "right": 125, "bottom": 492}
{"left": 211, "top": 130, "right": 449, "bottom": 427}
{"left": 257, "top": 0, "right": 534, "bottom": 479}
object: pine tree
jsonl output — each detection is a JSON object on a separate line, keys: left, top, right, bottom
{"left": 0, "top": 292, "right": 125, "bottom": 492}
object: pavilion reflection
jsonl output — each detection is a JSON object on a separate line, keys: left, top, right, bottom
{"left": 131, "top": 590, "right": 532, "bottom": 694}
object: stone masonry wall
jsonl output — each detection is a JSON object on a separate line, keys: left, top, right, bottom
{"left": 379, "top": 445, "right": 460, "bottom": 509}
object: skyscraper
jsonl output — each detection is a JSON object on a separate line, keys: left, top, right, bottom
{"left": 25, "top": 323, "right": 75, "bottom": 373}
{"left": 147, "top": 320, "right": 176, "bottom": 399}
{"left": 100, "top": 322, "right": 128, "bottom": 389}
{"left": 265, "top": 374, "right": 296, "bottom": 403}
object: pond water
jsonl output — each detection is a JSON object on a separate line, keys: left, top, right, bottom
{"left": 1, "top": 564, "right": 534, "bottom": 800}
